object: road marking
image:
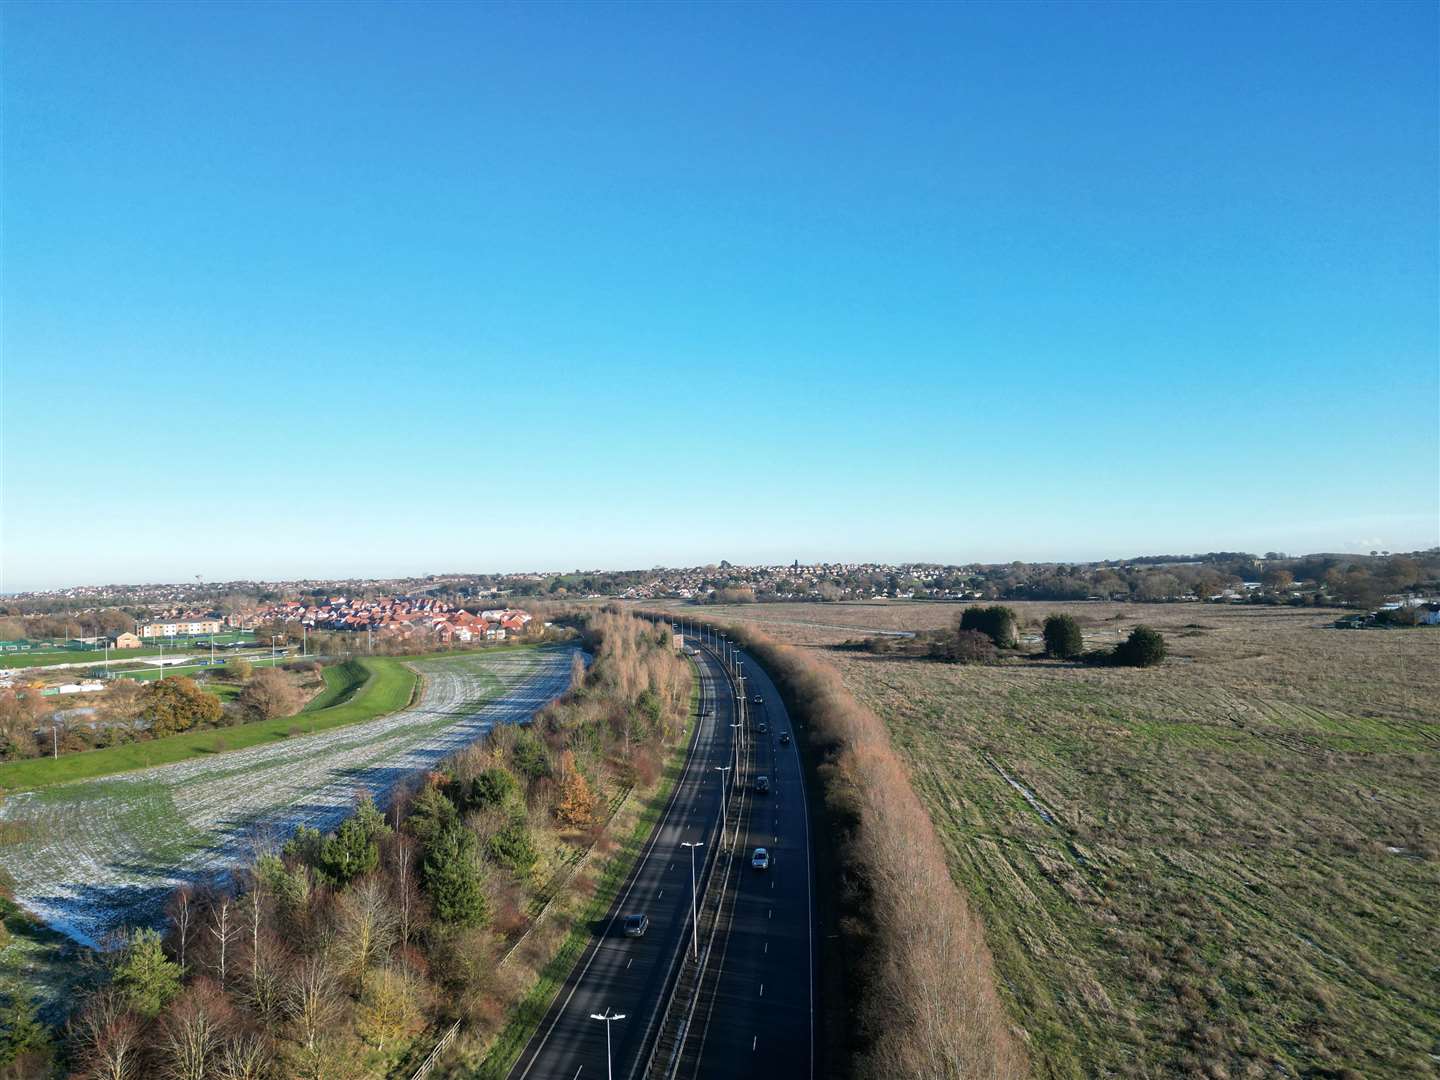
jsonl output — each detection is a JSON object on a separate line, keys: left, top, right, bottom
{"left": 627, "top": 957, "right": 633, "bottom": 969}
{"left": 760, "top": 982, "right": 765, "bottom": 997}
{"left": 764, "top": 941, "right": 769, "bottom": 954}
{"left": 768, "top": 908, "right": 773, "bottom": 919}
{"left": 752, "top": 1036, "right": 758, "bottom": 1052}
{"left": 658, "top": 889, "right": 664, "bottom": 899}
{"left": 573, "top": 1068, "right": 583, "bottom": 1079}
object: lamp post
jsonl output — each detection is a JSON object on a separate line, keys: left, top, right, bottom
{"left": 715, "top": 764, "right": 732, "bottom": 848}
{"left": 588, "top": 1009, "right": 627, "bottom": 1080}
{"left": 680, "top": 840, "right": 703, "bottom": 960}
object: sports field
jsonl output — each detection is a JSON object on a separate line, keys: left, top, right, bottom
{"left": 658, "top": 600, "right": 1439, "bottom": 1079}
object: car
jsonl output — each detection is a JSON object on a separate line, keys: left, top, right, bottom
{"left": 779, "top": 732, "right": 791, "bottom": 745}
{"left": 702, "top": 706, "right": 713, "bottom": 716}
{"left": 754, "top": 775, "right": 770, "bottom": 794}
{"left": 757, "top": 721, "right": 768, "bottom": 734}
{"left": 752, "top": 695, "right": 764, "bottom": 704}
{"left": 622, "top": 913, "right": 649, "bottom": 937}
{"left": 752, "top": 847, "right": 770, "bottom": 870}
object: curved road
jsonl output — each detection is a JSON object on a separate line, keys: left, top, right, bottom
{"left": 682, "top": 642, "right": 816, "bottom": 1079}
{"left": 509, "top": 645, "right": 737, "bottom": 1080}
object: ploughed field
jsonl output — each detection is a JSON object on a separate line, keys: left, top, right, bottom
{"left": 663, "top": 600, "right": 1439, "bottom": 1079}
{"left": 0, "top": 647, "right": 576, "bottom": 947}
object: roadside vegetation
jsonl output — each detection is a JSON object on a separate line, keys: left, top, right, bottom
{"left": 49, "top": 610, "right": 692, "bottom": 1079}
{"left": 679, "top": 600, "right": 1439, "bottom": 1079}
{"left": 716, "top": 620, "right": 1026, "bottom": 1080}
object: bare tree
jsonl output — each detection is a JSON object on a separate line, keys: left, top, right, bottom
{"left": 207, "top": 896, "right": 240, "bottom": 988}
{"left": 162, "top": 996, "right": 223, "bottom": 1080}
{"left": 71, "top": 989, "right": 141, "bottom": 1080}
{"left": 391, "top": 835, "right": 416, "bottom": 946}
{"left": 216, "top": 1032, "right": 271, "bottom": 1080}
{"left": 168, "top": 887, "right": 195, "bottom": 975}
{"left": 286, "top": 954, "right": 341, "bottom": 1059}
{"left": 336, "top": 876, "right": 398, "bottom": 988}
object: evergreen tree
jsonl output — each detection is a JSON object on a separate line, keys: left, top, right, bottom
{"left": 406, "top": 785, "right": 458, "bottom": 848}
{"left": 1115, "top": 626, "right": 1167, "bottom": 667}
{"left": 422, "top": 824, "right": 489, "bottom": 926}
{"left": 1042, "top": 614, "right": 1084, "bottom": 659}
{"left": 112, "top": 927, "right": 181, "bottom": 1017}
{"left": 0, "top": 986, "right": 50, "bottom": 1068}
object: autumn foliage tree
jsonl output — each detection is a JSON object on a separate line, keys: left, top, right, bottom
{"left": 554, "top": 751, "right": 598, "bottom": 828}
{"left": 236, "top": 667, "right": 305, "bottom": 720}
{"left": 143, "top": 677, "right": 223, "bottom": 737}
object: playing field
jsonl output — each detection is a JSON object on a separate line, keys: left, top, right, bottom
{"left": 655, "top": 599, "right": 1439, "bottom": 1079}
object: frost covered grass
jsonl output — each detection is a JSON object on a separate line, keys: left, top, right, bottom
{"left": 0, "top": 646, "right": 576, "bottom": 947}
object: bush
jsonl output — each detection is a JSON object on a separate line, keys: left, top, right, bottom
{"left": 959, "top": 605, "right": 1018, "bottom": 649}
{"left": 467, "top": 767, "right": 519, "bottom": 811}
{"left": 1115, "top": 626, "right": 1167, "bottom": 667}
{"left": 945, "top": 630, "right": 998, "bottom": 664}
{"left": 486, "top": 819, "right": 538, "bottom": 878}
{"left": 226, "top": 658, "right": 253, "bottom": 681}
{"left": 1043, "top": 614, "right": 1084, "bottom": 659}
{"left": 236, "top": 667, "right": 305, "bottom": 720}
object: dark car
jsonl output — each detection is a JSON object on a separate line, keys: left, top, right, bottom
{"left": 779, "top": 732, "right": 791, "bottom": 745}
{"left": 754, "top": 775, "right": 770, "bottom": 794}
{"left": 752, "top": 695, "right": 764, "bottom": 704}
{"left": 758, "top": 721, "right": 768, "bottom": 734}
{"left": 622, "top": 913, "right": 649, "bottom": 937}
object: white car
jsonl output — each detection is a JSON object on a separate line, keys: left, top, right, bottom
{"left": 752, "top": 847, "right": 770, "bottom": 870}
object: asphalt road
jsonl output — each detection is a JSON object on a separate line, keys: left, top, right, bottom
{"left": 509, "top": 646, "right": 737, "bottom": 1080}
{"left": 683, "top": 644, "right": 816, "bottom": 1080}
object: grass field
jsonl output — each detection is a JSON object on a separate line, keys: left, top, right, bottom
{"left": 0, "top": 657, "right": 419, "bottom": 792}
{"left": 0, "top": 635, "right": 255, "bottom": 669}
{"left": 657, "top": 600, "right": 1440, "bottom": 1079}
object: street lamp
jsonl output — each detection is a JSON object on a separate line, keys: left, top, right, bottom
{"left": 588, "top": 1008, "right": 627, "bottom": 1080}
{"left": 680, "top": 840, "right": 704, "bottom": 960}
{"left": 715, "top": 764, "right": 732, "bottom": 848}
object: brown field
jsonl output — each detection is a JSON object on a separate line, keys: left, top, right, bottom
{"left": 655, "top": 600, "right": 1440, "bottom": 1079}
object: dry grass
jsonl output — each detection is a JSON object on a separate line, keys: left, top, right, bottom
{"left": 655, "top": 600, "right": 1440, "bottom": 1079}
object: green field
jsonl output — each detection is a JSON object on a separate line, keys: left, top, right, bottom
{"left": 0, "top": 657, "right": 420, "bottom": 792}
{"left": 0, "top": 635, "right": 256, "bottom": 669}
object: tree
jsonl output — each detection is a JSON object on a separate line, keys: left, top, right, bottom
{"left": 1042, "top": 615, "right": 1084, "bottom": 659}
{"left": 71, "top": 989, "right": 142, "bottom": 1080}
{"left": 337, "top": 877, "right": 398, "bottom": 986}
{"left": 1261, "top": 568, "right": 1295, "bottom": 593}
{"left": 958, "top": 606, "right": 1018, "bottom": 649}
{"left": 510, "top": 730, "right": 551, "bottom": 782}
{"left": 467, "top": 767, "right": 519, "bottom": 811}
{"left": 936, "top": 630, "right": 996, "bottom": 664}
{"left": 356, "top": 966, "right": 421, "bottom": 1053}
{"left": 404, "top": 785, "right": 458, "bottom": 849}
{"left": 318, "top": 813, "right": 382, "bottom": 887}
{"left": 487, "top": 818, "right": 539, "bottom": 878}
{"left": 555, "top": 752, "right": 599, "bottom": 828}
{"left": 1114, "top": 626, "right": 1167, "bottom": 667}
{"left": 236, "top": 668, "right": 304, "bottom": 720}
{"left": 422, "top": 824, "right": 489, "bottom": 927}
{"left": 112, "top": 928, "right": 182, "bottom": 1017}
{"left": 0, "top": 986, "right": 51, "bottom": 1070}
{"left": 161, "top": 991, "right": 223, "bottom": 1080}
{"left": 225, "top": 658, "right": 253, "bottom": 682}
{"left": 286, "top": 956, "right": 341, "bottom": 1060}
{"left": 143, "top": 677, "right": 222, "bottom": 738}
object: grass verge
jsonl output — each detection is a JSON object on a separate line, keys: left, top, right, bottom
{"left": 459, "top": 660, "right": 701, "bottom": 1079}
{"left": 0, "top": 657, "right": 420, "bottom": 792}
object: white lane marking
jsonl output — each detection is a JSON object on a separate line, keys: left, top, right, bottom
{"left": 764, "top": 941, "right": 769, "bottom": 954}
{"left": 768, "top": 908, "right": 772, "bottom": 919}
{"left": 627, "top": 957, "right": 633, "bottom": 969}
{"left": 658, "top": 889, "right": 664, "bottom": 899}
{"left": 752, "top": 1036, "right": 758, "bottom": 1052}
{"left": 573, "top": 1068, "right": 583, "bottom": 1080}
{"left": 760, "top": 983, "right": 765, "bottom": 997}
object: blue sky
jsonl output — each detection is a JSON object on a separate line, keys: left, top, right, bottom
{"left": 2, "top": 1, "right": 1436, "bottom": 590}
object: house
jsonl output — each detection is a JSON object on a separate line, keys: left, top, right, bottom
{"left": 140, "top": 618, "right": 223, "bottom": 639}
{"left": 111, "top": 632, "right": 142, "bottom": 649}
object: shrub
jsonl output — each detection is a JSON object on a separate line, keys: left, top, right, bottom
{"left": 226, "top": 658, "right": 253, "bottom": 681}
{"left": 1115, "top": 626, "right": 1167, "bottom": 667}
{"left": 1043, "top": 614, "right": 1084, "bottom": 659}
{"left": 467, "top": 767, "right": 519, "bottom": 811}
{"left": 486, "top": 819, "right": 538, "bottom": 878}
{"left": 959, "top": 605, "right": 1019, "bottom": 649}
{"left": 236, "top": 668, "right": 305, "bottom": 720}
{"left": 946, "top": 629, "right": 998, "bottom": 664}
{"left": 142, "top": 676, "right": 223, "bottom": 737}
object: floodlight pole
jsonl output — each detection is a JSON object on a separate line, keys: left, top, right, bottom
{"left": 588, "top": 1008, "right": 627, "bottom": 1080}
{"left": 681, "top": 841, "right": 703, "bottom": 959}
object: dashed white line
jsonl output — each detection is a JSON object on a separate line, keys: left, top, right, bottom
{"left": 760, "top": 982, "right": 765, "bottom": 997}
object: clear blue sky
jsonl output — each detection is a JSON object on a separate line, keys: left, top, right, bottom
{"left": 2, "top": 1, "right": 1436, "bottom": 590}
